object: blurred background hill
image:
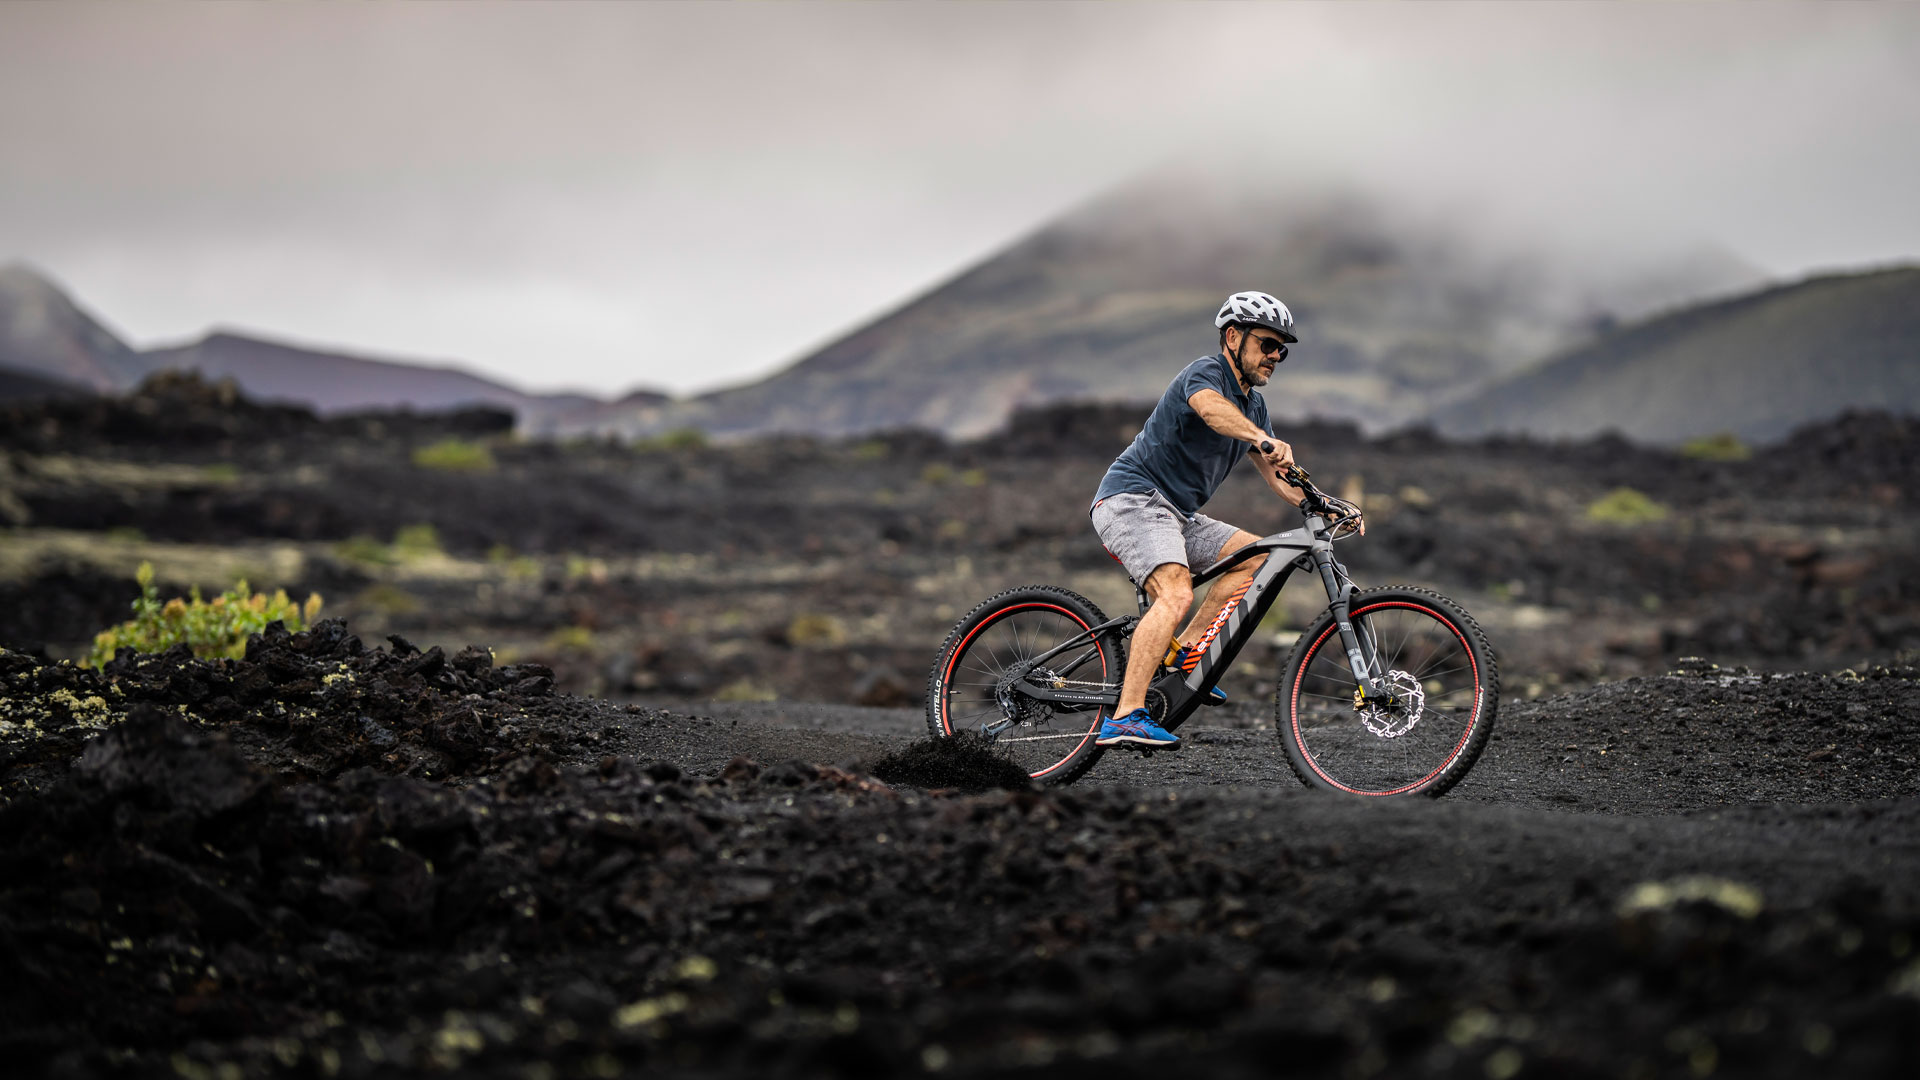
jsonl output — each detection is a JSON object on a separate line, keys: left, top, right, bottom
{"left": 0, "top": 263, "right": 653, "bottom": 428}
{"left": 1431, "top": 266, "right": 1920, "bottom": 444}
{"left": 544, "top": 175, "right": 1767, "bottom": 441}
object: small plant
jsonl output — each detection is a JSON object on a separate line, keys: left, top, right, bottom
{"left": 634, "top": 428, "right": 708, "bottom": 453}
{"left": 714, "top": 678, "right": 777, "bottom": 703}
{"left": 201, "top": 462, "right": 241, "bottom": 483}
{"left": 355, "top": 583, "right": 422, "bottom": 615}
{"left": 958, "top": 467, "right": 988, "bottom": 487}
{"left": 1586, "top": 487, "right": 1670, "bottom": 526}
{"left": 920, "top": 463, "right": 954, "bottom": 485}
{"left": 564, "top": 555, "right": 609, "bottom": 583}
{"left": 392, "top": 523, "right": 445, "bottom": 560}
{"left": 334, "top": 535, "right": 395, "bottom": 566}
{"left": 1679, "top": 432, "right": 1751, "bottom": 462}
{"left": 86, "top": 561, "right": 321, "bottom": 668}
{"left": 786, "top": 613, "right": 848, "bottom": 648}
{"left": 545, "top": 625, "right": 597, "bottom": 654}
{"left": 412, "top": 438, "right": 496, "bottom": 472}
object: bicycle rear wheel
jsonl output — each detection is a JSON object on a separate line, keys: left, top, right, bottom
{"left": 1277, "top": 586, "right": 1497, "bottom": 797}
{"left": 925, "top": 585, "right": 1116, "bottom": 785}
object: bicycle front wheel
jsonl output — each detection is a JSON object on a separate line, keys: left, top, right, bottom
{"left": 925, "top": 585, "right": 1116, "bottom": 785}
{"left": 1277, "top": 586, "right": 1498, "bottom": 797}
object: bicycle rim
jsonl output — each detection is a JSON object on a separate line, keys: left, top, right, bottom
{"left": 1288, "top": 600, "right": 1485, "bottom": 796}
{"left": 937, "top": 603, "right": 1110, "bottom": 781}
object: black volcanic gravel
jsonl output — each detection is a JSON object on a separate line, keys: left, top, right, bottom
{"left": 869, "top": 733, "right": 1037, "bottom": 794}
{"left": 3, "top": 631, "right": 1919, "bottom": 1078}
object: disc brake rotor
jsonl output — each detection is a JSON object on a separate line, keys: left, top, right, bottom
{"left": 1356, "top": 669, "right": 1425, "bottom": 738}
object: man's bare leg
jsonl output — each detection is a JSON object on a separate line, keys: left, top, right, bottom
{"left": 1115, "top": 562, "right": 1192, "bottom": 715}
{"left": 1173, "top": 530, "right": 1267, "bottom": 654}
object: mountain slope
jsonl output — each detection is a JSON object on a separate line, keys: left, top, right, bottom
{"left": 567, "top": 174, "right": 1763, "bottom": 440}
{"left": 0, "top": 263, "right": 144, "bottom": 391}
{"left": 0, "top": 263, "right": 658, "bottom": 425}
{"left": 134, "top": 331, "right": 612, "bottom": 422}
{"left": 1428, "top": 267, "right": 1920, "bottom": 444}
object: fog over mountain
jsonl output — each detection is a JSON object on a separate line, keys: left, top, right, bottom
{"left": 558, "top": 173, "right": 1764, "bottom": 440}
{"left": 3, "top": 4, "right": 1916, "bottom": 396}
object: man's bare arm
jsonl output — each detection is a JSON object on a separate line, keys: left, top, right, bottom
{"left": 1189, "top": 387, "right": 1295, "bottom": 482}
{"left": 1253, "top": 449, "right": 1307, "bottom": 507}
{"left": 1188, "top": 389, "right": 1277, "bottom": 449}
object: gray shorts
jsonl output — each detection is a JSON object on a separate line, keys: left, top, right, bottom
{"left": 1090, "top": 490, "right": 1243, "bottom": 585}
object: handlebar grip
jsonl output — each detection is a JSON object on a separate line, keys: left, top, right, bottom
{"left": 1259, "top": 441, "right": 1307, "bottom": 484}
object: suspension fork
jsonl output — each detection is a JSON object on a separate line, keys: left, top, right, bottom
{"left": 1312, "top": 548, "right": 1386, "bottom": 697}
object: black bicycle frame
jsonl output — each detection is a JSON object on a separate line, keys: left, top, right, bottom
{"left": 1010, "top": 514, "right": 1388, "bottom": 734}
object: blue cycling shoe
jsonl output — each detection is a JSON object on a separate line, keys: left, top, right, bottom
{"left": 1168, "top": 645, "right": 1229, "bottom": 706}
{"left": 1095, "top": 707, "right": 1181, "bottom": 749}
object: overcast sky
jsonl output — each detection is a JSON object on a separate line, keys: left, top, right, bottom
{"left": 4, "top": 3, "right": 1917, "bottom": 397}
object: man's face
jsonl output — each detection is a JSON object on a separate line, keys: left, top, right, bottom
{"left": 1233, "top": 328, "right": 1288, "bottom": 387}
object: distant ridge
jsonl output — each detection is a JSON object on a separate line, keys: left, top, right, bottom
{"left": 0, "top": 262, "right": 663, "bottom": 426}
{"left": 1428, "top": 267, "right": 1920, "bottom": 444}
{"left": 558, "top": 173, "right": 1764, "bottom": 441}
{"left": 138, "top": 330, "right": 614, "bottom": 425}
{"left": 0, "top": 263, "right": 143, "bottom": 391}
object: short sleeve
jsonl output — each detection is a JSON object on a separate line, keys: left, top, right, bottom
{"left": 1178, "top": 358, "right": 1235, "bottom": 403}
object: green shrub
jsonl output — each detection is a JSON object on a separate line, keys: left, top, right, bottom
{"left": 1586, "top": 487, "right": 1670, "bottom": 526}
{"left": 86, "top": 561, "right": 321, "bottom": 668}
{"left": 201, "top": 463, "right": 241, "bottom": 483}
{"left": 1679, "top": 432, "right": 1751, "bottom": 462}
{"left": 392, "top": 523, "right": 445, "bottom": 560}
{"left": 786, "top": 613, "right": 847, "bottom": 648}
{"left": 634, "top": 428, "right": 709, "bottom": 453}
{"left": 958, "top": 467, "right": 988, "bottom": 487}
{"left": 714, "top": 678, "right": 777, "bottom": 703}
{"left": 412, "top": 438, "right": 496, "bottom": 472}
{"left": 334, "top": 535, "right": 395, "bottom": 566}
{"left": 545, "top": 625, "right": 597, "bottom": 653}
{"left": 920, "top": 463, "right": 954, "bottom": 485}
{"left": 355, "top": 583, "right": 422, "bottom": 615}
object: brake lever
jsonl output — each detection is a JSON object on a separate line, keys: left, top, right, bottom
{"left": 1258, "top": 440, "right": 1312, "bottom": 485}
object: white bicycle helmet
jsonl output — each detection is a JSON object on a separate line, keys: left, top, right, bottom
{"left": 1214, "top": 291, "right": 1297, "bottom": 343}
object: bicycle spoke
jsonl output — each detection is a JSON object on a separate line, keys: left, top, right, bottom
{"left": 1283, "top": 597, "right": 1488, "bottom": 797}
{"left": 937, "top": 600, "right": 1111, "bottom": 781}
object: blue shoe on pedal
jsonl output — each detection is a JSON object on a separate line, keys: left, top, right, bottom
{"left": 1168, "top": 645, "right": 1229, "bottom": 706}
{"left": 1096, "top": 707, "right": 1181, "bottom": 749}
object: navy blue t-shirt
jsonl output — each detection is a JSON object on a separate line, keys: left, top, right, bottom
{"left": 1093, "top": 353, "right": 1274, "bottom": 517}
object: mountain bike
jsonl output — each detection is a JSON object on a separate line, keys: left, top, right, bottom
{"left": 924, "top": 450, "right": 1499, "bottom": 795}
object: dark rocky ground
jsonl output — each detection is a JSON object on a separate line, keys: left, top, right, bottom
{"left": 3, "top": 624, "right": 1918, "bottom": 1079}
{"left": 4, "top": 377, "right": 1919, "bottom": 1077}
{"left": 3, "top": 376, "right": 1916, "bottom": 707}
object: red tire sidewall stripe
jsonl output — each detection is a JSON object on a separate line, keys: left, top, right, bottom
{"left": 1288, "top": 600, "right": 1481, "bottom": 796}
{"left": 940, "top": 602, "right": 1108, "bottom": 779}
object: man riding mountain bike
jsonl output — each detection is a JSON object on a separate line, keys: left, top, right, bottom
{"left": 1089, "top": 290, "right": 1328, "bottom": 750}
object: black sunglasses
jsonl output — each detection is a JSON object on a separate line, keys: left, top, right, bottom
{"left": 1250, "top": 335, "right": 1289, "bottom": 361}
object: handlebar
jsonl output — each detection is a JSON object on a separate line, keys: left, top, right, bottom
{"left": 1259, "top": 440, "right": 1363, "bottom": 538}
